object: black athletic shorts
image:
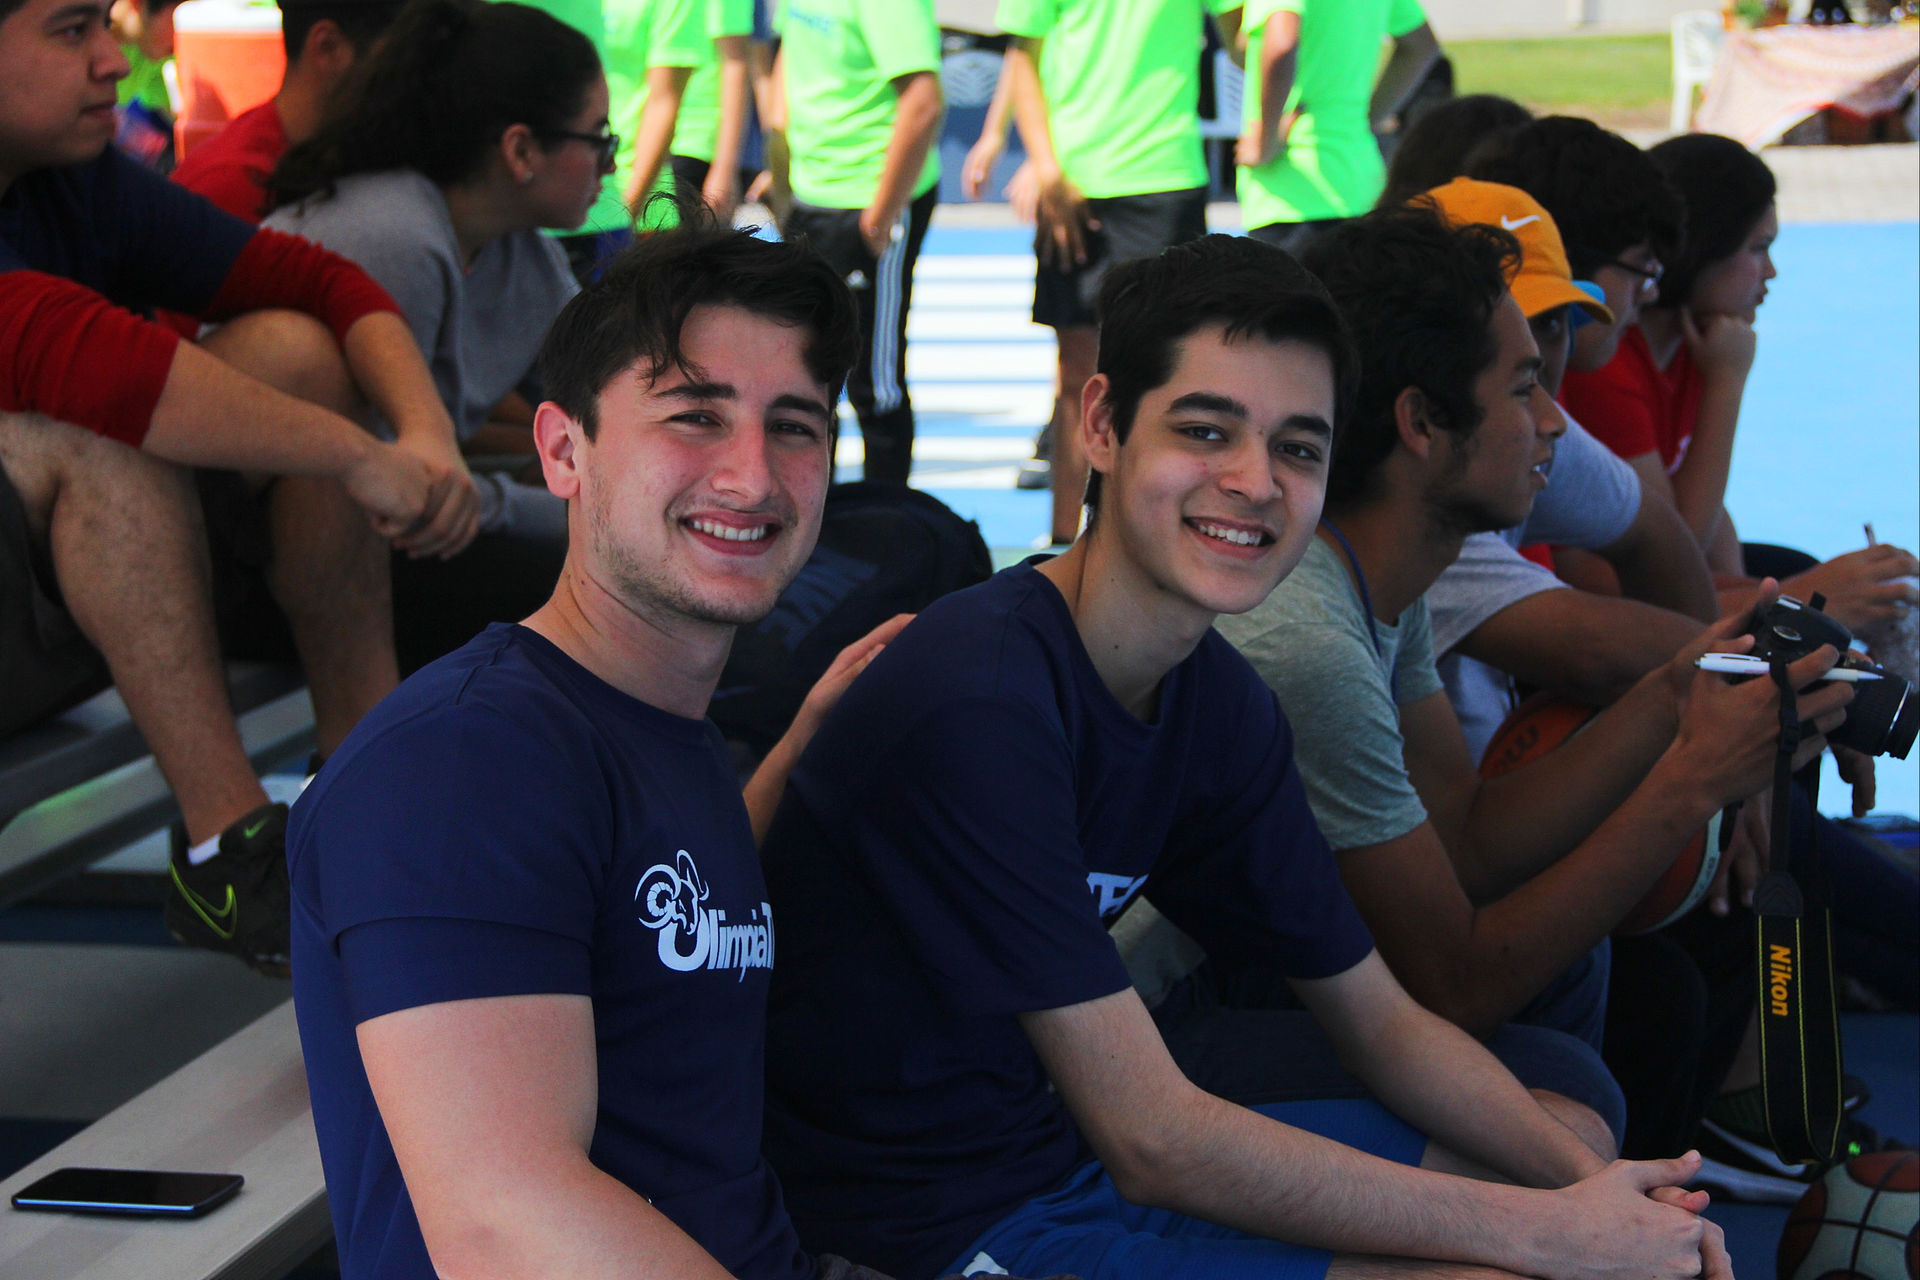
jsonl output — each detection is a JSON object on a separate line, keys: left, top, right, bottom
{"left": 1033, "top": 185, "right": 1208, "bottom": 330}
{"left": 1247, "top": 217, "right": 1348, "bottom": 257}
{"left": 196, "top": 469, "right": 300, "bottom": 665}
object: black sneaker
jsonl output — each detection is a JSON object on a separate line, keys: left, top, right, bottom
{"left": 1693, "top": 1111, "right": 1902, "bottom": 1204}
{"left": 166, "top": 802, "right": 291, "bottom": 978}
{"left": 1015, "top": 423, "right": 1052, "bottom": 491}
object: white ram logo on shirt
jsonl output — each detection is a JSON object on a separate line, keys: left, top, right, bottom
{"left": 634, "top": 849, "right": 774, "bottom": 978}
{"left": 637, "top": 850, "right": 714, "bottom": 971}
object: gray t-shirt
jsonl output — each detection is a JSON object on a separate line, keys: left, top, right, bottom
{"left": 1427, "top": 418, "right": 1641, "bottom": 763}
{"left": 264, "top": 169, "right": 577, "bottom": 444}
{"left": 1216, "top": 534, "right": 1444, "bottom": 852}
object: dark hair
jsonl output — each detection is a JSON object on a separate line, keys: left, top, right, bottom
{"left": 283, "top": 0, "right": 406, "bottom": 61}
{"left": 1083, "top": 234, "right": 1358, "bottom": 514}
{"left": 1645, "top": 132, "right": 1776, "bottom": 309}
{"left": 537, "top": 221, "right": 860, "bottom": 440}
{"left": 267, "top": 0, "right": 599, "bottom": 208}
{"left": 1379, "top": 94, "right": 1534, "bottom": 210}
{"left": 1468, "top": 115, "right": 1682, "bottom": 277}
{"left": 1299, "top": 201, "right": 1519, "bottom": 506}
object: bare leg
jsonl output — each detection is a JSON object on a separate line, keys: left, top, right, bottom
{"left": 198, "top": 311, "right": 397, "bottom": 755}
{"left": 1048, "top": 324, "right": 1099, "bottom": 545}
{"left": 0, "top": 413, "right": 267, "bottom": 844}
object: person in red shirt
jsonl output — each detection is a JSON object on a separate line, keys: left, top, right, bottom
{"left": 1, "top": 0, "right": 478, "bottom": 974}
{"left": 172, "top": 0, "right": 403, "bottom": 221}
{"left": 1559, "top": 132, "right": 1918, "bottom": 635}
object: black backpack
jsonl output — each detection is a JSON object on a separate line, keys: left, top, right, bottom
{"left": 710, "top": 481, "right": 993, "bottom": 764}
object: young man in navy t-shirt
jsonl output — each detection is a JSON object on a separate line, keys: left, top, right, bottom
{"left": 760, "top": 235, "right": 1733, "bottom": 1280}
{"left": 288, "top": 228, "right": 915, "bottom": 1280}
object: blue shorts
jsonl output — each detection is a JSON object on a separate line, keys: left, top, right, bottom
{"left": 947, "top": 1098, "right": 1426, "bottom": 1280}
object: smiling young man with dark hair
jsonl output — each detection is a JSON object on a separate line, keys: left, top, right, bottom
{"left": 758, "top": 233, "right": 1735, "bottom": 1280}
{"left": 285, "top": 226, "right": 943, "bottom": 1280}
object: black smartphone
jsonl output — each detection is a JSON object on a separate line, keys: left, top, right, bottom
{"left": 11, "top": 1167, "right": 244, "bottom": 1217}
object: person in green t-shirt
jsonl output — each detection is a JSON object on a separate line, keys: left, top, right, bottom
{"left": 109, "top": 0, "right": 181, "bottom": 170}
{"left": 991, "top": 0, "right": 1239, "bottom": 545}
{"left": 665, "top": 0, "right": 754, "bottom": 224}
{"left": 1234, "top": 0, "right": 1439, "bottom": 251}
{"left": 775, "top": 0, "right": 942, "bottom": 485}
{"left": 603, "top": 0, "right": 699, "bottom": 225}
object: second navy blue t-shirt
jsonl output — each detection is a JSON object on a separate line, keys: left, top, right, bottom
{"left": 762, "top": 561, "right": 1374, "bottom": 1279}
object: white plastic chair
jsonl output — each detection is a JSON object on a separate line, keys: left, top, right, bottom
{"left": 1672, "top": 10, "right": 1727, "bottom": 132}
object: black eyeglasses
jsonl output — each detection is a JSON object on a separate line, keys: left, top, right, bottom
{"left": 1600, "top": 256, "right": 1664, "bottom": 296}
{"left": 540, "top": 128, "right": 619, "bottom": 169}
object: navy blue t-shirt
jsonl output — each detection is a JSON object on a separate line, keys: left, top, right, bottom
{"left": 0, "top": 147, "right": 252, "bottom": 310}
{"left": 289, "top": 624, "right": 813, "bottom": 1280}
{"left": 761, "top": 562, "right": 1374, "bottom": 1279}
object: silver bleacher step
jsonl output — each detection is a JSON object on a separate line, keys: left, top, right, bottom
{"left": 0, "top": 1000, "right": 327, "bottom": 1280}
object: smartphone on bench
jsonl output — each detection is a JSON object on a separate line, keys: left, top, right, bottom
{"left": 11, "top": 1167, "right": 243, "bottom": 1217}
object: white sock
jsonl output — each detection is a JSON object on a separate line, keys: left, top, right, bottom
{"left": 186, "top": 833, "right": 222, "bottom": 866}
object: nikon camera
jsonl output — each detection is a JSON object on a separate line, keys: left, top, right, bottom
{"left": 1748, "top": 596, "right": 1918, "bottom": 759}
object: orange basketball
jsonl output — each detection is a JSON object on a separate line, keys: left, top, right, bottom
{"left": 1479, "top": 694, "right": 1723, "bottom": 936}
{"left": 1777, "top": 1151, "right": 1920, "bottom": 1280}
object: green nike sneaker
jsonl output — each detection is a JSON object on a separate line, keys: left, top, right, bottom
{"left": 165, "top": 801, "right": 292, "bottom": 978}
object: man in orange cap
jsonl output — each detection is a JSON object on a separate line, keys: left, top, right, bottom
{"left": 1417, "top": 177, "right": 1717, "bottom": 765}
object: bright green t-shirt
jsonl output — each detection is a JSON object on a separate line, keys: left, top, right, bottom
{"left": 116, "top": 48, "right": 172, "bottom": 116}
{"left": 604, "top": 0, "right": 708, "bottom": 226}
{"left": 674, "top": 0, "right": 755, "bottom": 165}
{"left": 1236, "top": 0, "right": 1426, "bottom": 227}
{"left": 778, "top": 0, "right": 940, "bottom": 210}
{"left": 519, "top": 0, "right": 634, "bottom": 235}
{"left": 995, "top": 0, "right": 1231, "bottom": 200}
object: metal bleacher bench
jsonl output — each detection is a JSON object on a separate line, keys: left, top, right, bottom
{"left": 0, "top": 1001, "right": 328, "bottom": 1280}
{"left": 0, "top": 662, "right": 315, "bottom": 909}
{"left": 0, "top": 667, "right": 325, "bottom": 1279}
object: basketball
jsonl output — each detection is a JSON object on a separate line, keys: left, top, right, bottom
{"left": 1776, "top": 1150, "right": 1920, "bottom": 1279}
{"left": 1478, "top": 694, "right": 1723, "bottom": 936}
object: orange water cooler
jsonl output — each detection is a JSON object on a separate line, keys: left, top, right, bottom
{"left": 172, "top": 0, "right": 285, "bottom": 161}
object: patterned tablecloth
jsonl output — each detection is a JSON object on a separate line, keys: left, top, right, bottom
{"left": 1696, "top": 23, "right": 1920, "bottom": 147}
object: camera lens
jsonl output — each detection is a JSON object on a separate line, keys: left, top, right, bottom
{"left": 1886, "top": 684, "right": 1918, "bottom": 760}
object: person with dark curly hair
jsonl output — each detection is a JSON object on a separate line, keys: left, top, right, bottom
{"left": 1470, "top": 115, "right": 1682, "bottom": 377}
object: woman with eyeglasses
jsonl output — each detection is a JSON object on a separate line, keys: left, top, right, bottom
{"left": 254, "top": 0, "right": 612, "bottom": 669}
{"left": 1559, "top": 132, "right": 1916, "bottom": 634}
{"left": 262, "top": 0, "right": 609, "bottom": 552}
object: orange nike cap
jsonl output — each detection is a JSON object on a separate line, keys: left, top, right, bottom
{"left": 1421, "top": 177, "right": 1613, "bottom": 324}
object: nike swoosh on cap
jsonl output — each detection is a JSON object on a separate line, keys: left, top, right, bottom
{"left": 1501, "top": 215, "right": 1541, "bottom": 230}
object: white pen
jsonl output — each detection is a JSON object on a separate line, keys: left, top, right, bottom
{"left": 1696, "top": 653, "right": 1882, "bottom": 682}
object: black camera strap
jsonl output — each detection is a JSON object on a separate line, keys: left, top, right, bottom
{"left": 1751, "top": 657, "right": 1845, "bottom": 1166}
